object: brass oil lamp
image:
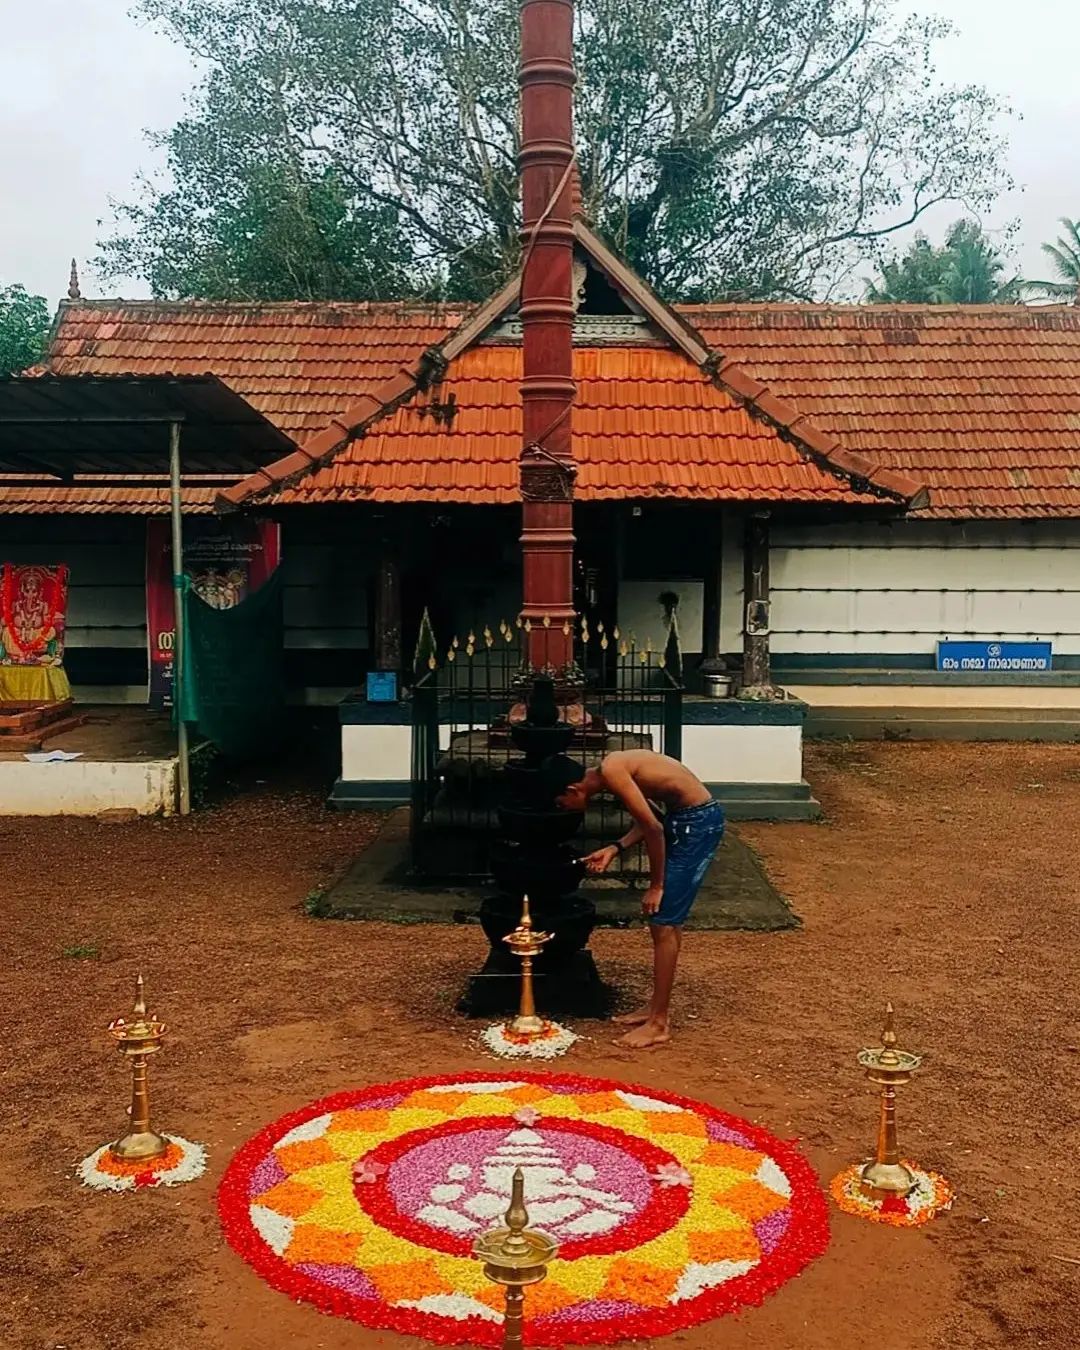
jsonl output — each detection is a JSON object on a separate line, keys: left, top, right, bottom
{"left": 474, "top": 1167, "right": 558, "bottom": 1350}
{"left": 857, "top": 1001, "right": 922, "bottom": 1198}
{"left": 503, "top": 894, "right": 552, "bottom": 1038}
{"left": 107, "top": 973, "right": 169, "bottom": 1162}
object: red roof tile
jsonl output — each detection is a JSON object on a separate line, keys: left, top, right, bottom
{"left": 24, "top": 295, "right": 1080, "bottom": 518}
{"left": 274, "top": 344, "right": 882, "bottom": 506}
{"left": 687, "top": 304, "right": 1080, "bottom": 518}
{"left": 47, "top": 299, "right": 466, "bottom": 443}
{"left": 0, "top": 483, "right": 218, "bottom": 513}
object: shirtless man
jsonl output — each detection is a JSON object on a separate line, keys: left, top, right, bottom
{"left": 544, "top": 750, "right": 725, "bottom": 1049}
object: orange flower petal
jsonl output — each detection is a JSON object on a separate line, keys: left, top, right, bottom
{"left": 649, "top": 1113, "right": 708, "bottom": 1138}
{"left": 699, "top": 1141, "right": 765, "bottom": 1172}
{"left": 366, "top": 1260, "right": 447, "bottom": 1303}
{"left": 398, "top": 1090, "right": 463, "bottom": 1113}
{"left": 285, "top": 1226, "right": 362, "bottom": 1267}
{"left": 600, "top": 1258, "right": 681, "bottom": 1308}
{"left": 719, "top": 1180, "right": 790, "bottom": 1222}
{"left": 325, "top": 1109, "right": 391, "bottom": 1134}
{"left": 503, "top": 1083, "right": 553, "bottom": 1105}
{"left": 275, "top": 1138, "right": 337, "bottom": 1174}
{"left": 96, "top": 1142, "right": 182, "bottom": 1177}
{"left": 688, "top": 1226, "right": 761, "bottom": 1265}
{"left": 257, "top": 1178, "right": 322, "bottom": 1219}
{"left": 571, "top": 1092, "right": 627, "bottom": 1113}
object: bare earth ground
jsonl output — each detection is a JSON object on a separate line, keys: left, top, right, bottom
{"left": 1, "top": 740, "right": 1076, "bottom": 1350}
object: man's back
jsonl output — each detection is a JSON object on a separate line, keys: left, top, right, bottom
{"left": 599, "top": 749, "right": 711, "bottom": 812}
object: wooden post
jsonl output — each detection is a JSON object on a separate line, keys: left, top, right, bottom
{"left": 373, "top": 548, "right": 402, "bottom": 675}
{"left": 740, "top": 510, "right": 777, "bottom": 697}
{"left": 168, "top": 420, "right": 191, "bottom": 816}
{"left": 518, "top": 0, "right": 577, "bottom": 673}
{"left": 700, "top": 513, "right": 725, "bottom": 673}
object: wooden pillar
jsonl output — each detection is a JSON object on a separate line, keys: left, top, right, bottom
{"left": 373, "top": 548, "right": 402, "bottom": 674}
{"left": 168, "top": 419, "right": 191, "bottom": 816}
{"left": 700, "top": 513, "right": 725, "bottom": 673}
{"left": 518, "top": 0, "right": 577, "bottom": 673}
{"left": 740, "top": 510, "right": 776, "bottom": 696}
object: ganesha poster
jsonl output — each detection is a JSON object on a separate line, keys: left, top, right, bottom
{"left": 146, "top": 518, "right": 280, "bottom": 709}
{"left": 0, "top": 563, "right": 70, "bottom": 667}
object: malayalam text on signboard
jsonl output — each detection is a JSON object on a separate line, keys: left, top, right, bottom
{"left": 936, "top": 641, "right": 1052, "bottom": 672}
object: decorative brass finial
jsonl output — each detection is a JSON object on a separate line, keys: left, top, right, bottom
{"left": 503, "top": 894, "right": 552, "bottom": 1039}
{"left": 474, "top": 1168, "right": 558, "bottom": 1350}
{"left": 67, "top": 258, "right": 81, "bottom": 300}
{"left": 856, "top": 1002, "right": 922, "bottom": 1198}
{"left": 107, "top": 973, "right": 169, "bottom": 1162}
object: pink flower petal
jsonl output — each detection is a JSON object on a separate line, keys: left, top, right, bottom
{"left": 352, "top": 1158, "right": 388, "bottom": 1185}
{"left": 652, "top": 1162, "right": 692, "bottom": 1189}
{"left": 513, "top": 1107, "right": 540, "bottom": 1126}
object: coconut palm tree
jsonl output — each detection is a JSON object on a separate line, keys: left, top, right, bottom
{"left": 866, "top": 220, "right": 1023, "bottom": 304}
{"left": 1028, "top": 218, "right": 1080, "bottom": 301}
{"left": 932, "top": 221, "right": 1025, "bottom": 303}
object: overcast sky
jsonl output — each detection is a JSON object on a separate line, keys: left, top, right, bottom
{"left": 2, "top": 0, "right": 1078, "bottom": 304}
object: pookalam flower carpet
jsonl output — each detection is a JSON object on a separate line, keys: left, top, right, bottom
{"left": 830, "top": 1162, "right": 954, "bottom": 1228}
{"left": 78, "top": 1136, "right": 207, "bottom": 1192}
{"left": 218, "top": 1071, "right": 829, "bottom": 1346}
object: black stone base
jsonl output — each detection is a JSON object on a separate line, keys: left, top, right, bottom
{"left": 457, "top": 948, "right": 614, "bottom": 1020}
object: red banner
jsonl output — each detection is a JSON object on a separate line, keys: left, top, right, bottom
{"left": 146, "top": 518, "right": 280, "bottom": 708}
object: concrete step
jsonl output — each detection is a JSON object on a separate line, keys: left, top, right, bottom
{"left": 709, "top": 780, "right": 821, "bottom": 821}
{"left": 807, "top": 708, "right": 1080, "bottom": 742}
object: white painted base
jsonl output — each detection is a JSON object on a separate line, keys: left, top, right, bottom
{"left": 339, "top": 719, "right": 805, "bottom": 789}
{"left": 341, "top": 723, "right": 413, "bottom": 782}
{"left": 0, "top": 758, "right": 178, "bottom": 816}
{"left": 682, "top": 724, "right": 804, "bottom": 786}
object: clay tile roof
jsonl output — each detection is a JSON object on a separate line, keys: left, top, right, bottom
{"left": 256, "top": 343, "right": 895, "bottom": 508}
{"left": 45, "top": 299, "right": 467, "bottom": 444}
{"left": 686, "top": 303, "right": 1080, "bottom": 519}
{"left": 23, "top": 294, "right": 1080, "bottom": 519}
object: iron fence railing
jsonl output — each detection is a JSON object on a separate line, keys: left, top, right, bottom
{"left": 408, "top": 615, "right": 683, "bottom": 882}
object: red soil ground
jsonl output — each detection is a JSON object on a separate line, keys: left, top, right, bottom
{"left": 0, "top": 740, "right": 1075, "bottom": 1349}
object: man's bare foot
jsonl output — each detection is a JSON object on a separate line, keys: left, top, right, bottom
{"left": 612, "top": 1008, "right": 651, "bottom": 1027}
{"left": 616, "top": 1019, "right": 671, "bottom": 1049}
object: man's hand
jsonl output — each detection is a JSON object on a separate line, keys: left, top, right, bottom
{"left": 582, "top": 845, "right": 619, "bottom": 875}
{"left": 641, "top": 885, "right": 663, "bottom": 917}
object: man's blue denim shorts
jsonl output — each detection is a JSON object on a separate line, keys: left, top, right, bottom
{"left": 651, "top": 799, "right": 725, "bottom": 927}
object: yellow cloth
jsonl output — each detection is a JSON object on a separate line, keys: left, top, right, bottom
{"left": 0, "top": 665, "right": 72, "bottom": 703}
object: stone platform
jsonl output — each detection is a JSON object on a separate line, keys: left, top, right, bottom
{"left": 317, "top": 807, "right": 798, "bottom": 933}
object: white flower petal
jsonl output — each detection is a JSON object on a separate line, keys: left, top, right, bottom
{"left": 277, "top": 1114, "right": 331, "bottom": 1147}
{"left": 559, "top": 1208, "right": 623, "bottom": 1236}
{"left": 429, "top": 1080, "right": 527, "bottom": 1094}
{"left": 429, "top": 1184, "right": 465, "bottom": 1203}
{"left": 756, "top": 1157, "right": 792, "bottom": 1198}
{"left": 671, "top": 1259, "right": 756, "bottom": 1303}
{"left": 251, "top": 1204, "right": 295, "bottom": 1256}
{"left": 417, "top": 1204, "right": 479, "bottom": 1233}
{"left": 615, "top": 1090, "right": 683, "bottom": 1113}
{"left": 398, "top": 1294, "right": 501, "bottom": 1323}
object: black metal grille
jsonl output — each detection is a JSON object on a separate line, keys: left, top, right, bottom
{"left": 409, "top": 621, "right": 683, "bottom": 881}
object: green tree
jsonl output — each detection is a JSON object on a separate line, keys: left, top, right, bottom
{"left": 866, "top": 220, "right": 1022, "bottom": 303}
{"left": 0, "top": 284, "right": 51, "bottom": 376}
{"left": 1027, "top": 218, "right": 1080, "bottom": 301}
{"left": 100, "top": 0, "right": 1012, "bottom": 303}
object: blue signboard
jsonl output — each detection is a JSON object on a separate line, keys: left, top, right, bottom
{"left": 936, "top": 641, "right": 1052, "bottom": 673}
{"left": 366, "top": 671, "right": 399, "bottom": 702}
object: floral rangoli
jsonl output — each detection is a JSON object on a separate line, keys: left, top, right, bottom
{"left": 218, "top": 1072, "right": 829, "bottom": 1346}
